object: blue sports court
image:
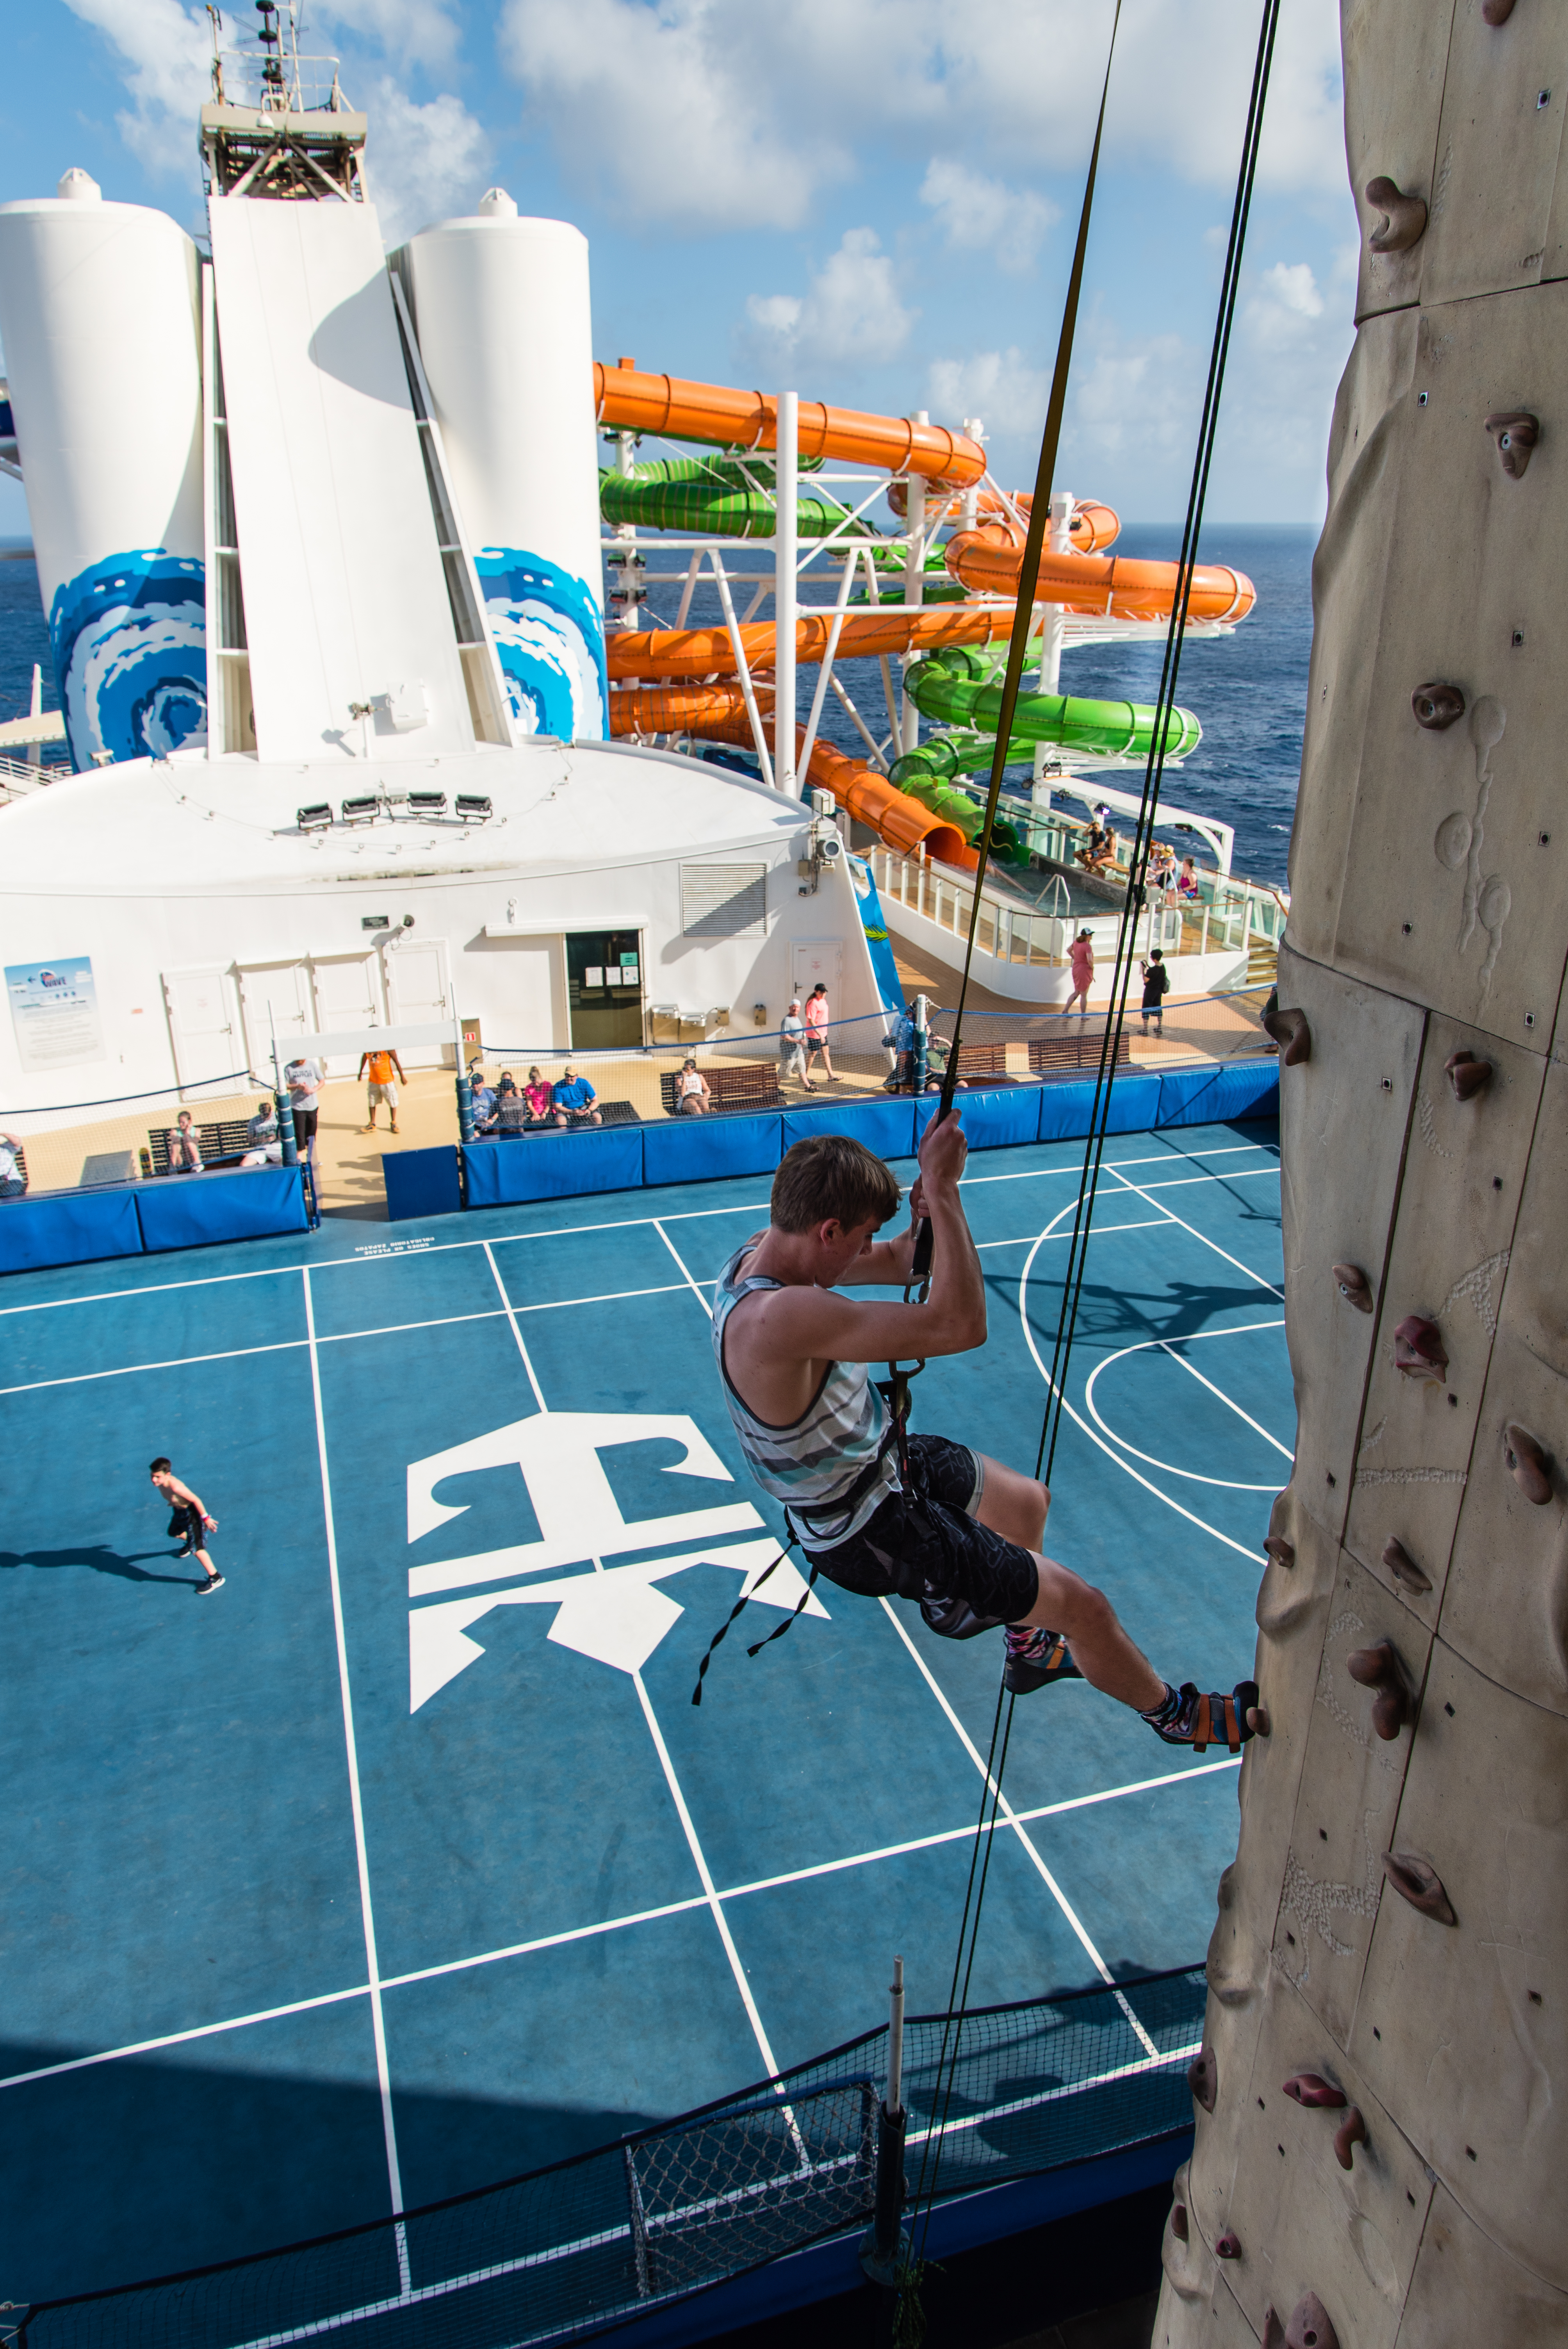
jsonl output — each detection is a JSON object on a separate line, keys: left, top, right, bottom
{"left": 0, "top": 1114, "right": 1286, "bottom": 2305}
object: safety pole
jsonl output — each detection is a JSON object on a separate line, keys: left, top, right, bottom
{"left": 271, "top": 1027, "right": 297, "bottom": 1168}
{"left": 912, "top": 994, "right": 929, "bottom": 1094}
{"left": 775, "top": 390, "right": 798, "bottom": 795}
{"left": 453, "top": 1003, "right": 475, "bottom": 1143}
{"left": 861, "top": 1956, "right": 909, "bottom": 2288}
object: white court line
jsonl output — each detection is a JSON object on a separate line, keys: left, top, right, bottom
{"left": 1082, "top": 1326, "right": 1292, "bottom": 1491}
{"left": 877, "top": 1600, "right": 1163, "bottom": 2063}
{"left": 0, "top": 1336, "right": 303, "bottom": 1398}
{"left": 0, "top": 1753, "right": 1240, "bottom": 2092}
{"left": 651, "top": 1219, "right": 716, "bottom": 1319}
{"left": 1101, "top": 1163, "right": 1283, "bottom": 1301}
{"left": 483, "top": 1239, "right": 549, "bottom": 1410}
{"left": 976, "top": 1219, "right": 1169, "bottom": 1251}
{"left": 1016, "top": 1206, "right": 1268, "bottom": 1565}
{"left": 302, "top": 1266, "right": 406, "bottom": 2244}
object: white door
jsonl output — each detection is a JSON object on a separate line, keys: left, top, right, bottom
{"left": 792, "top": 941, "right": 843, "bottom": 1000}
{"left": 237, "top": 961, "right": 312, "bottom": 1074}
{"left": 385, "top": 936, "right": 452, "bottom": 1066}
{"left": 312, "top": 954, "right": 382, "bottom": 1035}
{"left": 163, "top": 967, "right": 240, "bottom": 1087}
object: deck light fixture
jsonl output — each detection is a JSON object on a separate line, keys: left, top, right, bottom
{"left": 407, "top": 790, "right": 447, "bottom": 816}
{"left": 297, "top": 802, "right": 333, "bottom": 831}
{"left": 340, "top": 794, "right": 380, "bottom": 825}
{"left": 455, "top": 793, "right": 492, "bottom": 822}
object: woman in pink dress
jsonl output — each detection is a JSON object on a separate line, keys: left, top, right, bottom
{"left": 802, "top": 983, "right": 835, "bottom": 1084}
{"left": 1066, "top": 929, "right": 1094, "bottom": 1018}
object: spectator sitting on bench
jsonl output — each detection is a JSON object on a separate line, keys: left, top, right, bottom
{"left": 483, "top": 1073, "right": 531, "bottom": 1136}
{"left": 240, "top": 1099, "right": 283, "bottom": 1167}
{"left": 553, "top": 1065, "right": 602, "bottom": 1128}
{"left": 1077, "top": 822, "right": 1116, "bottom": 875}
{"left": 673, "top": 1057, "right": 711, "bottom": 1116}
{"left": 523, "top": 1066, "right": 554, "bottom": 1128}
{"left": 0, "top": 1130, "right": 26, "bottom": 1200}
{"left": 468, "top": 1061, "right": 495, "bottom": 1126}
{"left": 166, "top": 1110, "right": 204, "bottom": 1174}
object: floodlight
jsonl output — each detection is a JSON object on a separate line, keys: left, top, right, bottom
{"left": 297, "top": 802, "right": 333, "bottom": 831}
{"left": 455, "top": 793, "right": 492, "bottom": 822}
{"left": 340, "top": 794, "right": 380, "bottom": 825}
{"left": 407, "top": 790, "right": 447, "bottom": 816}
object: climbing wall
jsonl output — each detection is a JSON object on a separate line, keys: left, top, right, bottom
{"left": 1155, "top": 6, "right": 1568, "bottom": 2343}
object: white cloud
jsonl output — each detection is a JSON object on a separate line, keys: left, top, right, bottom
{"left": 502, "top": 0, "right": 1348, "bottom": 236}
{"left": 502, "top": 0, "right": 848, "bottom": 231}
{"left": 743, "top": 229, "right": 914, "bottom": 373}
{"left": 918, "top": 159, "right": 1057, "bottom": 274}
{"left": 926, "top": 347, "right": 1049, "bottom": 443}
{"left": 1245, "top": 260, "right": 1327, "bottom": 351}
{"left": 1225, "top": 245, "right": 1357, "bottom": 479}
{"left": 61, "top": 0, "right": 211, "bottom": 178}
{"left": 314, "top": 0, "right": 463, "bottom": 71}
{"left": 363, "top": 78, "right": 489, "bottom": 242}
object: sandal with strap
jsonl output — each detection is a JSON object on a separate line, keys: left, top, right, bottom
{"left": 1149, "top": 1680, "right": 1260, "bottom": 1754}
{"left": 1004, "top": 1627, "right": 1085, "bottom": 1697}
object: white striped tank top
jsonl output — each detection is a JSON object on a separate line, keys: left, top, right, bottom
{"left": 713, "top": 1238, "right": 899, "bottom": 1549}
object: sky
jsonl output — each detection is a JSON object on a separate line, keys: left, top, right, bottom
{"left": 0, "top": 0, "right": 1361, "bottom": 539}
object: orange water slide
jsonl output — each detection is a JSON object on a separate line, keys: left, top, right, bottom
{"left": 886, "top": 481, "right": 1123, "bottom": 552}
{"left": 944, "top": 524, "right": 1256, "bottom": 622}
{"left": 609, "top": 683, "right": 772, "bottom": 736}
{"left": 795, "top": 731, "right": 974, "bottom": 870}
{"left": 593, "top": 361, "right": 986, "bottom": 484}
{"left": 605, "top": 601, "right": 1015, "bottom": 683}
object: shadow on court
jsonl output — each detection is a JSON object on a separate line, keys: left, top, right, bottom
{"left": 0, "top": 2036, "right": 666, "bottom": 2304}
{"left": 0, "top": 1545, "right": 205, "bottom": 1589}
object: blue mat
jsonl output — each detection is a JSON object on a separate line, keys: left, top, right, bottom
{"left": 0, "top": 1187, "right": 143, "bottom": 1274}
{"left": 135, "top": 1166, "right": 308, "bottom": 1253}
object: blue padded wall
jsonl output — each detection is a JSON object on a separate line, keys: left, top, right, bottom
{"left": 463, "top": 1128, "right": 645, "bottom": 1207}
{"left": 383, "top": 1146, "right": 463, "bottom": 1222}
{"left": 642, "top": 1114, "right": 782, "bottom": 1189}
{"left": 1157, "top": 1060, "right": 1279, "bottom": 1128}
{"left": 135, "top": 1166, "right": 308, "bottom": 1253}
{"left": 781, "top": 1098, "right": 917, "bottom": 1159}
{"left": 0, "top": 1187, "right": 144, "bottom": 1273}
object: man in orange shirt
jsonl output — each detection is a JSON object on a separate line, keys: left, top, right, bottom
{"left": 358, "top": 1044, "right": 407, "bottom": 1134}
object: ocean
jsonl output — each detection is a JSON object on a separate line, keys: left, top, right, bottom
{"left": 0, "top": 522, "right": 1313, "bottom": 888}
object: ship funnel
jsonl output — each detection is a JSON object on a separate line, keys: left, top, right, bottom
{"left": 397, "top": 209, "right": 606, "bottom": 741}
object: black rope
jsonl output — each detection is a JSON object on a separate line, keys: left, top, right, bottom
{"left": 896, "top": 0, "right": 1282, "bottom": 2316}
{"left": 1035, "top": 0, "right": 1281, "bottom": 1490}
{"left": 689, "top": 1547, "right": 788, "bottom": 1705}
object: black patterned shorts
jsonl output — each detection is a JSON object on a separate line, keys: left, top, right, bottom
{"left": 804, "top": 1432, "right": 1039, "bottom": 1625}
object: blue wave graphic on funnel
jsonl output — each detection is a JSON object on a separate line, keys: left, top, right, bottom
{"left": 476, "top": 549, "right": 606, "bottom": 742}
{"left": 50, "top": 551, "right": 207, "bottom": 770}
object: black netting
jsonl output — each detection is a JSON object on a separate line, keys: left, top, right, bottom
{"left": 18, "top": 1969, "right": 1204, "bottom": 2349}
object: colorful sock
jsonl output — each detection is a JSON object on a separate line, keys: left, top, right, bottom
{"left": 1140, "top": 1681, "right": 1183, "bottom": 1731}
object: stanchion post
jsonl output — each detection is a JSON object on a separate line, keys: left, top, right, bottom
{"left": 273, "top": 1043, "right": 298, "bottom": 1168}
{"left": 861, "top": 1955, "right": 909, "bottom": 2287}
{"left": 454, "top": 1008, "right": 475, "bottom": 1144}
{"left": 912, "top": 994, "right": 929, "bottom": 1095}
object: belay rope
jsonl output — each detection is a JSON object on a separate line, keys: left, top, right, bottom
{"left": 894, "top": 0, "right": 1284, "bottom": 2324}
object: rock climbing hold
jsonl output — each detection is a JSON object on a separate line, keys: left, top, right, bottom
{"left": 1282, "top": 2073, "right": 1347, "bottom": 2109}
{"left": 1382, "top": 1850, "right": 1457, "bottom": 1925}
{"left": 1482, "top": 0, "right": 1517, "bottom": 21}
{"left": 1188, "top": 2047, "right": 1218, "bottom": 2112}
{"left": 1285, "top": 2292, "right": 1341, "bottom": 2349}
{"left": 1262, "top": 2312, "right": 1286, "bottom": 2349}
{"left": 1412, "top": 681, "right": 1466, "bottom": 730}
{"left": 1365, "top": 176, "right": 1427, "bottom": 253}
{"left": 1347, "top": 1637, "right": 1410, "bottom": 1741}
{"left": 1263, "top": 1005, "right": 1311, "bottom": 1064}
{"left": 1443, "top": 1049, "right": 1492, "bottom": 1101}
{"left": 1334, "top": 2108, "right": 1367, "bottom": 2172}
{"left": 1503, "top": 1422, "right": 1553, "bottom": 1505}
{"left": 1215, "top": 2230, "right": 1242, "bottom": 2260}
{"left": 1245, "top": 1702, "right": 1270, "bottom": 1736}
{"left": 1382, "top": 1536, "right": 1433, "bottom": 1594}
{"left": 1484, "top": 412, "right": 1538, "bottom": 478}
{"left": 1393, "top": 1315, "right": 1447, "bottom": 1382}
{"left": 1263, "top": 1534, "right": 1296, "bottom": 1569}
{"left": 1332, "top": 1262, "right": 1374, "bottom": 1314}
{"left": 1170, "top": 2199, "right": 1188, "bottom": 2242}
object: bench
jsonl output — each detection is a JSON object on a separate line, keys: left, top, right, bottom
{"left": 142, "top": 1117, "right": 261, "bottom": 1177}
{"left": 659, "top": 1065, "right": 785, "bottom": 1118}
{"left": 933, "top": 1028, "right": 1132, "bottom": 1085}
{"left": 479, "top": 1099, "right": 641, "bottom": 1133}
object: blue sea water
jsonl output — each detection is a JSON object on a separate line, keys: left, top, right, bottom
{"left": 0, "top": 522, "right": 1312, "bottom": 885}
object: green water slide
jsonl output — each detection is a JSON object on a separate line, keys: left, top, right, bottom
{"left": 599, "top": 454, "right": 858, "bottom": 540}
{"left": 903, "top": 645, "right": 1202, "bottom": 759}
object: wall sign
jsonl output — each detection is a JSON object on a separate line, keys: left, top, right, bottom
{"left": 6, "top": 956, "right": 105, "bottom": 1072}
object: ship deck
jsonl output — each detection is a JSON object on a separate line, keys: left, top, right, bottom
{"left": 0, "top": 1112, "right": 1286, "bottom": 2303}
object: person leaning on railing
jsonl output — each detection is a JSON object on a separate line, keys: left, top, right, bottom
{"left": 0, "top": 1130, "right": 26, "bottom": 1199}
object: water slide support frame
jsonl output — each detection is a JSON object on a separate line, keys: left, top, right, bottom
{"left": 773, "top": 392, "right": 798, "bottom": 795}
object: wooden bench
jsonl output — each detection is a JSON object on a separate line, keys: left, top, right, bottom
{"left": 933, "top": 1028, "right": 1133, "bottom": 1085}
{"left": 142, "top": 1117, "right": 260, "bottom": 1177}
{"left": 659, "top": 1064, "right": 785, "bottom": 1118}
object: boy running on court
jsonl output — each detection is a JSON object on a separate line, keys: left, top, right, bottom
{"left": 150, "top": 1457, "right": 223, "bottom": 1593}
{"left": 712, "top": 1119, "right": 1254, "bottom": 1746}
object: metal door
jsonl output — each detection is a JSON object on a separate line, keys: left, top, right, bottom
{"left": 791, "top": 941, "right": 843, "bottom": 999}
{"left": 237, "top": 961, "right": 312, "bottom": 1073}
{"left": 311, "top": 954, "right": 382, "bottom": 1034}
{"left": 162, "top": 967, "right": 239, "bottom": 1087}
{"left": 385, "top": 937, "right": 452, "bottom": 1065}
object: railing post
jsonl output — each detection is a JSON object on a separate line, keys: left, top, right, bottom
{"left": 860, "top": 1956, "right": 909, "bottom": 2288}
{"left": 912, "top": 998, "right": 928, "bottom": 1094}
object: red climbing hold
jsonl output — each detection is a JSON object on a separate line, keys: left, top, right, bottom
{"left": 1188, "top": 2046, "right": 1218, "bottom": 2113}
{"left": 1346, "top": 1638, "right": 1410, "bottom": 1741}
{"left": 1282, "top": 2072, "right": 1347, "bottom": 2109}
{"left": 1412, "top": 681, "right": 1465, "bottom": 730}
{"left": 1393, "top": 1316, "right": 1447, "bottom": 1382}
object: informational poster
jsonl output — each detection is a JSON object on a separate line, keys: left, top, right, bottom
{"left": 5, "top": 956, "right": 105, "bottom": 1073}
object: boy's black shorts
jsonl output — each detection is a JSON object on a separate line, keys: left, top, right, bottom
{"left": 803, "top": 1433, "right": 1038, "bottom": 1625}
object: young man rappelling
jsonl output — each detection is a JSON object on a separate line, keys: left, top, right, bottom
{"left": 713, "top": 1112, "right": 1256, "bottom": 1748}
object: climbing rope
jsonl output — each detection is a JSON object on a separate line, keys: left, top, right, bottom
{"left": 895, "top": 0, "right": 1283, "bottom": 2316}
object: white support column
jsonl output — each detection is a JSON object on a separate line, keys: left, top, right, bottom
{"left": 1032, "top": 489, "right": 1074, "bottom": 818}
{"left": 899, "top": 410, "right": 929, "bottom": 758}
{"left": 775, "top": 390, "right": 798, "bottom": 796}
